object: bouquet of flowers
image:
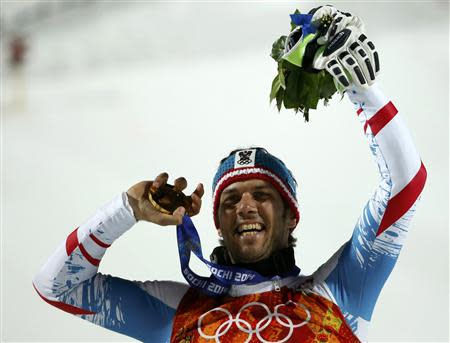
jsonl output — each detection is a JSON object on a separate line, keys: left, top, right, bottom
{"left": 270, "top": 9, "right": 343, "bottom": 121}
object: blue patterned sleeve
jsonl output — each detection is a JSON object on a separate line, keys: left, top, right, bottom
{"left": 56, "top": 274, "right": 185, "bottom": 342}
{"left": 33, "top": 193, "right": 189, "bottom": 342}
{"left": 311, "top": 84, "right": 427, "bottom": 339}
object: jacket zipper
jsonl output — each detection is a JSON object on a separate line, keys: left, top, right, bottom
{"left": 272, "top": 277, "right": 281, "bottom": 292}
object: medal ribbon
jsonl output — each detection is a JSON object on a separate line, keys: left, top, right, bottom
{"left": 177, "top": 215, "right": 300, "bottom": 297}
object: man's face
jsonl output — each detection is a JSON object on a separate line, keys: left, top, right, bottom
{"left": 217, "top": 179, "right": 296, "bottom": 264}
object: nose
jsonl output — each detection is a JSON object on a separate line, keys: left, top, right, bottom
{"left": 236, "top": 192, "right": 257, "bottom": 217}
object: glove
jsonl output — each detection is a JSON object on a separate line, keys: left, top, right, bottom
{"left": 310, "top": 5, "right": 364, "bottom": 45}
{"left": 311, "top": 6, "right": 380, "bottom": 89}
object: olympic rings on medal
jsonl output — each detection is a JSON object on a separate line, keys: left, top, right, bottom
{"left": 197, "top": 301, "right": 311, "bottom": 343}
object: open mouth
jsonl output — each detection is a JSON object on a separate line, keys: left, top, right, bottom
{"left": 236, "top": 223, "right": 266, "bottom": 236}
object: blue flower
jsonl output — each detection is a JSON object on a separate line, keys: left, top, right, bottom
{"left": 289, "top": 13, "right": 317, "bottom": 37}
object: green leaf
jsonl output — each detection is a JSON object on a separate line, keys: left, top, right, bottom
{"left": 333, "top": 77, "right": 346, "bottom": 96}
{"left": 304, "top": 108, "right": 310, "bottom": 122}
{"left": 270, "top": 74, "right": 282, "bottom": 103}
{"left": 299, "top": 71, "right": 320, "bottom": 109}
{"left": 269, "top": 11, "right": 344, "bottom": 121}
{"left": 278, "top": 63, "right": 286, "bottom": 89}
{"left": 284, "top": 70, "right": 301, "bottom": 109}
{"left": 318, "top": 71, "right": 337, "bottom": 99}
{"left": 276, "top": 88, "right": 284, "bottom": 111}
{"left": 270, "top": 36, "right": 287, "bottom": 62}
{"left": 283, "top": 59, "right": 301, "bottom": 72}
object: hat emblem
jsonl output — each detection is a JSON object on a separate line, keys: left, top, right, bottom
{"left": 237, "top": 150, "right": 253, "bottom": 165}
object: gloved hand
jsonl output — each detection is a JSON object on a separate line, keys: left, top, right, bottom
{"left": 311, "top": 6, "right": 380, "bottom": 89}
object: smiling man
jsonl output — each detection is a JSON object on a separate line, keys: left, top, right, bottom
{"left": 33, "top": 6, "right": 427, "bottom": 343}
{"left": 211, "top": 148, "right": 298, "bottom": 270}
{"left": 217, "top": 178, "right": 295, "bottom": 264}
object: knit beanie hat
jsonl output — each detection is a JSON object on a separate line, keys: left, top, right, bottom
{"left": 212, "top": 147, "right": 300, "bottom": 228}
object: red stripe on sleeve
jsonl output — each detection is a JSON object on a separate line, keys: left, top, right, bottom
{"left": 367, "top": 101, "right": 398, "bottom": 136}
{"left": 89, "top": 233, "right": 111, "bottom": 248}
{"left": 363, "top": 122, "right": 368, "bottom": 133}
{"left": 66, "top": 228, "right": 79, "bottom": 256}
{"left": 79, "top": 244, "right": 101, "bottom": 266}
{"left": 356, "top": 108, "right": 363, "bottom": 115}
{"left": 33, "top": 283, "right": 96, "bottom": 315}
{"left": 377, "top": 162, "right": 427, "bottom": 236}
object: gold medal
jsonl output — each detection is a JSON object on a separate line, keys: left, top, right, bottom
{"left": 148, "top": 183, "right": 193, "bottom": 215}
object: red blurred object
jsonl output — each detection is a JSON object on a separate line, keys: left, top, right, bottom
{"left": 10, "top": 36, "right": 27, "bottom": 66}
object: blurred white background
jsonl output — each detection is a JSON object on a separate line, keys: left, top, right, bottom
{"left": 1, "top": 1, "right": 448, "bottom": 342}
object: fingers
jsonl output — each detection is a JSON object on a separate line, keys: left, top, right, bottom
{"left": 151, "top": 173, "right": 188, "bottom": 194}
{"left": 153, "top": 207, "right": 186, "bottom": 226}
{"left": 324, "top": 31, "right": 378, "bottom": 89}
{"left": 357, "top": 33, "right": 380, "bottom": 76}
{"left": 190, "top": 183, "right": 204, "bottom": 216}
{"left": 322, "top": 49, "right": 373, "bottom": 89}
{"left": 149, "top": 174, "right": 203, "bottom": 217}
{"left": 326, "top": 13, "right": 352, "bottom": 44}
{"left": 347, "top": 40, "right": 373, "bottom": 86}
{"left": 310, "top": 7, "right": 379, "bottom": 88}
{"left": 172, "top": 206, "right": 186, "bottom": 224}
{"left": 337, "top": 49, "right": 367, "bottom": 88}
{"left": 174, "top": 177, "right": 187, "bottom": 192}
{"left": 151, "top": 172, "right": 168, "bottom": 191}
{"left": 348, "top": 14, "right": 364, "bottom": 31}
{"left": 325, "top": 58, "right": 350, "bottom": 89}
{"left": 193, "top": 183, "right": 205, "bottom": 198}
{"left": 153, "top": 174, "right": 189, "bottom": 192}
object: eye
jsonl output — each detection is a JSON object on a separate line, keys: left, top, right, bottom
{"left": 221, "top": 195, "right": 240, "bottom": 208}
{"left": 253, "top": 191, "right": 271, "bottom": 201}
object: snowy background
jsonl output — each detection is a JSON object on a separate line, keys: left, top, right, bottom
{"left": 1, "top": 1, "right": 448, "bottom": 342}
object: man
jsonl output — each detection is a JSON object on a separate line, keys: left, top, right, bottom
{"left": 33, "top": 6, "right": 427, "bottom": 342}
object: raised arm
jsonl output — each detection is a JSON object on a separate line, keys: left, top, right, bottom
{"left": 33, "top": 175, "right": 203, "bottom": 341}
{"left": 313, "top": 83, "right": 426, "bottom": 338}
{"left": 303, "top": 7, "right": 427, "bottom": 340}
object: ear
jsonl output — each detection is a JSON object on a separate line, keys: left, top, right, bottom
{"left": 285, "top": 209, "right": 297, "bottom": 233}
{"left": 217, "top": 228, "right": 223, "bottom": 238}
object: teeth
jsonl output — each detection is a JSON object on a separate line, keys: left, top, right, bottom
{"left": 242, "top": 231, "right": 257, "bottom": 236}
{"left": 238, "top": 223, "right": 263, "bottom": 232}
